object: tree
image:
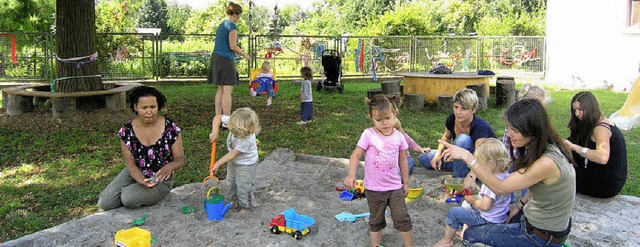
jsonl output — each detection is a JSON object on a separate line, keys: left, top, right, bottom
{"left": 0, "top": 0, "right": 55, "bottom": 32}
{"left": 138, "top": 0, "right": 169, "bottom": 32}
{"left": 55, "top": 0, "right": 103, "bottom": 108}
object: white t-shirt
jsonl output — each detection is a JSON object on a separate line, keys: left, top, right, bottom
{"left": 226, "top": 133, "right": 258, "bottom": 165}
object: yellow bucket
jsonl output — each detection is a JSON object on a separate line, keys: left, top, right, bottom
{"left": 114, "top": 227, "right": 151, "bottom": 247}
{"left": 405, "top": 187, "right": 424, "bottom": 202}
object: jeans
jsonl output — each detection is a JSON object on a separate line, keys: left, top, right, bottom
{"left": 301, "top": 102, "right": 313, "bottom": 121}
{"left": 417, "top": 134, "right": 473, "bottom": 178}
{"left": 446, "top": 206, "right": 490, "bottom": 230}
{"left": 256, "top": 82, "right": 276, "bottom": 97}
{"left": 408, "top": 155, "right": 415, "bottom": 174}
{"left": 463, "top": 215, "right": 569, "bottom": 247}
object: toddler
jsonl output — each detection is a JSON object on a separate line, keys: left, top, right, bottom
{"left": 343, "top": 94, "right": 414, "bottom": 247}
{"left": 434, "top": 138, "right": 511, "bottom": 247}
{"left": 209, "top": 107, "right": 261, "bottom": 212}
{"left": 297, "top": 66, "right": 314, "bottom": 125}
{"left": 251, "top": 61, "right": 276, "bottom": 106}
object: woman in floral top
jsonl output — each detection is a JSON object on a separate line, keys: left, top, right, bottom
{"left": 98, "top": 86, "right": 185, "bottom": 210}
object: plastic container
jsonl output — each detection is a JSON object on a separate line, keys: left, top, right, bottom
{"left": 203, "top": 187, "right": 233, "bottom": 220}
{"left": 114, "top": 227, "right": 151, "bottom": 247}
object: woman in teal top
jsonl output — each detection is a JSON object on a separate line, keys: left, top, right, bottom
{"left": 207, "top": 2, "right": 250, "bottom": 126}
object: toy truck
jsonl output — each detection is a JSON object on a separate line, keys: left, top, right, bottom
{"left": 269, "top": 208, "right": 315, "bottom": 240}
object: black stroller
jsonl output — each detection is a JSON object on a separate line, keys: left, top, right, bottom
{"left": 316, "top": 49, "right": 344, "bottom": 93}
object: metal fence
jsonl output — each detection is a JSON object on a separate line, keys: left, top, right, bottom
{"left": 0, "top": 32, "right": 545, "bottom": 82}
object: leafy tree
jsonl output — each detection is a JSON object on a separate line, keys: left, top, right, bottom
{"left": 0, "top": 0, "right": 55, "bottom": 32}
{"left": 165, "top": 1, "right": 192, "bottom": 34}
{"left": 137, "top": 0, "right": 169, "bottom": 33}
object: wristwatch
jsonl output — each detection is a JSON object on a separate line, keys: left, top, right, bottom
{"left": 580, "top": 147, "right": 588, "bottom": 158}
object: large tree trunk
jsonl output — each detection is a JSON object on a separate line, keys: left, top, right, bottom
{"left": 56, "top": 0, "right": 104, "bottom": 110}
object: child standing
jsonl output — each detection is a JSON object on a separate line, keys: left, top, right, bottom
{"left": 209, "top": 107, "right": 261, "bottom": 213}
{"left": 394, "top": 119, "right": 431, "bottom": 174}
{"left": 433, "top": 138, "right": 511, "bottom": 247}
{"left": 297, "top": 66, "right": 313, "bottom": 125}
{"left": 343, "top": 94, "right": 414, "bottom": 247}
{"left": 251, "top": 61, "right": 276, "bottom": 106}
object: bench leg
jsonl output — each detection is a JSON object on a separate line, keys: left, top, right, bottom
{"left": 52, "top": 97, "right": 76, "bottom": 119}
{"left": 5, "top": 94, "right": 34, "bottom": 116}
{"left": 105, "top": 92, "right": 126, "bottom": 110}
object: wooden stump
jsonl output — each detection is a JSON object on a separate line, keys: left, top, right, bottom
{"left": 106, "top": 92, "right": 126, "bottom": 110}
{"left": 5, "top": 94, "right": 34, "bottom": 116}
{"left": 404, "top": 94, "right": 424, "bottom": 111}
{"left": 367, "top": 88, "right": 383, "bottom": 99}
{"left": 381, "top": 81, "right": 400, "bottom": 95}
{"left": 467, "top": 83, "right": 488, "bottom": 111}
{"left": 438, "top": 94, "right": 453, "bottom": 112}
{"left": 496, "top": 76, "right": 516, "bottom": 108}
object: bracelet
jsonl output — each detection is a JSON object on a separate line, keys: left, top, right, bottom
{"left": 467, "top": 159, "right": 478, "bottom": 169}
{"left": 580, "top": 147, "right": 589, "bottom": 158}
{"left": 520, "top": 199, "right": 526, "bottom": 205}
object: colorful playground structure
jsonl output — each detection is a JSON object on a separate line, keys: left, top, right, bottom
{"left": 610, "top": 76, "right": 640, "bottom": 130}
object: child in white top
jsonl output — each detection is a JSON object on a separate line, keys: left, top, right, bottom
{"left": 344, "top": 94, "right": 413, "bottom": 247}
{"left": 434, "top": 138, "right": 511, "bottom": 247}
{"left": 251, "top": 61, "right": 276, "bottom": 106}
{"left": 297, "top": 66, "right": 314, "bottom": 125}
{"left": 209, "top": 107, "right": 261, "bottom": 212}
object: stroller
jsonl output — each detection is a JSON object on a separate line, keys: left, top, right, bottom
{"left": 316, "top": 49, "right": 344, "bottom": 93}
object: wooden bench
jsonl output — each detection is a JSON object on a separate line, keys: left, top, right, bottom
{"left": 1, "top": 82, "right": 143, "bottom": 118}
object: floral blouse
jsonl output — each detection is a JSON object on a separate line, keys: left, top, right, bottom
{"left": 117, "top": 118, "right": 182, "bottom": 178}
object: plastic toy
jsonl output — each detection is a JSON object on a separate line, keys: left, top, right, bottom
{"left": 445, "top": 188, "right": 472, "bottom": 204}
{"left": 203, "top": 187, "right": 233, "bottom": 221}
{"left": 201, "top": 141, "right": 219, "bottom": 192}
{"left": 405, "top": 187, "right": 424, "bottom": 203}
{"left": 338, "top": 180, "right": 365, "bottom": 201}
{"left": 335, "top": 212, "right": 370, "bottom": 222}
{"left": 114, "top": 227, "right": 151, "bottom": 247}
{"left": 269, "top": 208, "right": 315, "bottom": 240}
{"left": 181, "top": 205, "right": 196, "bottom": 214}
{"left": 131, "top": 214, "right": 148, "bottom": 226}
{"left": 444, "top": 178, "right": 466, "bottom": 197}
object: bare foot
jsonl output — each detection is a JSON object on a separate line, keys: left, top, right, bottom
{"left": 433, "top": 239, "right": 454, "bottom": 247}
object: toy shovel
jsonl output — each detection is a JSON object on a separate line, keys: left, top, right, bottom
{"left": 335, "top": 212, "right": 370, "bottom": 222}
{"left": 132, "top": 214, "right": 148, "bottom": 226}
{"left": 201, "top": 141, "right": 220, "bottom": 195}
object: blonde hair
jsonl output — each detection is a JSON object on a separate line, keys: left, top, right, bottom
{"left": 474, "top": 138, "right": 510, "bottom": 173}
{"left": 453, "top": 88, "right": 478, "bottom": 110}
{"left": 518, "top": 83, "right": 550, "bottom": 104}
{"left": 228, "top": 107, "right": 260, "bottom": 138}
{"left": 394, "top": 119, "right": 404, "bottom": 132}
{"left": 261, "top": 61, "right": 271, "bottom": 71}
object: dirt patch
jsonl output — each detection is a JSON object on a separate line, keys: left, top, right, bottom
{"left": 3, "top": 149, "right": 639, "bottom": 247}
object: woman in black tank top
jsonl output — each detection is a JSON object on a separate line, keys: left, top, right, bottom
{"left": 565, "top": 91, "right": 628, "bottom": 198}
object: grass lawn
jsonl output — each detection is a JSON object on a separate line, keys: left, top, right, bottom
{"left": 0, "top": 80, "right": 638, "bottom": 242}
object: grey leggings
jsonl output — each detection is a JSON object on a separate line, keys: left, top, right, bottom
{"left": 227, "top": 161, "right": 258, "bottom": 209}
{"left": 98, "top": 168, "right": 172, "bottom": 210}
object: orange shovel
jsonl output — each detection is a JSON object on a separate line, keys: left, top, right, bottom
{"left": 202, "top": 141, "right": 220, "bottom": 193}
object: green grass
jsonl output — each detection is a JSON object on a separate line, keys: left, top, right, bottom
{"left": 0, "top": 80, "right": 638, "bottom": 242}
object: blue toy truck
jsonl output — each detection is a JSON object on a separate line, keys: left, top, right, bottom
{"left": 269, "top": 208, "right": 315, "bottom": 240}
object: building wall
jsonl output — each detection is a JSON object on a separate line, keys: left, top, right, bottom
{"left": 546, "top": 0, "right": 640, "bottom": 91}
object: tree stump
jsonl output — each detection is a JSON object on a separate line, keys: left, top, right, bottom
{"left": 438, "top": 94, "right": 453, "bottom": 112}
{"left": 467, "top": 83, "right": 488, "bottom": 111}
{"left": 404, "top": 94, "right": 424, "bottom": 111}
{"left": 52, "top": 97, "right": 77, "bottom": 119}
{"left": 496, "top": 76, "right": 516, "bottom": 108}
{"left": 367, "top": 88, "right": 383, "bottom": 99}
{"left": 381, "top": 81, "right": 400, "bottom": 95}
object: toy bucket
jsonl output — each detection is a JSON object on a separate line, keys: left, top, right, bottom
{"left": 114, "top": 227, "right": 151, "bottom": 247}
{"left": 444, "top": 178, "right": 465, "bottom": 197}
{"left": 203, "top": 187, "right": 233, "bottom": 221}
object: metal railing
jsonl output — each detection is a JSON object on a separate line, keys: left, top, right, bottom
{"left": 0, "top": 32, "right": 545, "bottom": 82}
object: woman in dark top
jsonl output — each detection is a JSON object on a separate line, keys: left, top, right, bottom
{"left": 98, "top": 86, "right": 185, "bottom": 210}
{"left": 418, "top": 88, "right": 496, "bottom": 178}
{"left": 565, "top": 91, "right": 627, "bottom": 198}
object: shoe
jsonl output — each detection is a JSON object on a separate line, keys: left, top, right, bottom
{"left": 250, "top": 89, "right": 257, "bottom": 97}
{"left": 296, "top": 120, "right": 307, "bottom": 125}
{"left": 221, "top": 122, "right": 228, "bottom": 130}
{"left": 267, "top": 98, "right": 272, "bottom": 106}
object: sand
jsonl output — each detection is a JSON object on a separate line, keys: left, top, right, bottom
{"left": 2, "top": 149, "right": 639, "bottom": 246}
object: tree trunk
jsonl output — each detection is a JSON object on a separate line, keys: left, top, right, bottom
{"left": 56, "top": 0, "right": 104, "bottom": 110}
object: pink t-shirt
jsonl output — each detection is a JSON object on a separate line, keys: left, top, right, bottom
{"left": 357, "top": 128, "right": 408, "bottom": 192}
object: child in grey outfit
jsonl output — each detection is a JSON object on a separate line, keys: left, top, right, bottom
{"left": 298, "top": 66, "right": 314, "bottom": 125}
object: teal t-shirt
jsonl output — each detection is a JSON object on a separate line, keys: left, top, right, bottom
{"left": 213, "top": 20, "right": 237, "bottom": 60}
